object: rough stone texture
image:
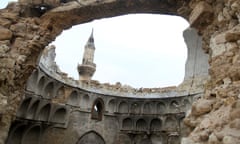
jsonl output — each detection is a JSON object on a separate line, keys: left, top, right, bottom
{"left": 1, "top": 0, "right": 240, "bottom": 144}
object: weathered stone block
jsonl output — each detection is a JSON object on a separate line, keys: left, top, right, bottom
{"left": 192, "top": 99, "right": 215, "bottom": 116}
{"left": 230, "top": 119, "right": 240, "bottom": 129}
{"left": 0, "top": 18, "right": 11, "bottom": 28}
{"left": 0, "top": 26, "right": 12, "bottom": 40}
{"left": 189, "top": 1, "right": 213, "bottom": 29}
{"left": 0, "top": 58, "right": 15, "bottom": 68}
{"left": 1, "top": 12, "right": 18, "bottom": 21}
{"left": 223, "top": 135, "right": 240, "bottom": 144}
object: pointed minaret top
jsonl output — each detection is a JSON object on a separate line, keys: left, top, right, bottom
{"left": 85, "top": 28, "right": 95, "bottom": 49}
{"left": 77, "top": 29, "right": 96, "bottom": 81}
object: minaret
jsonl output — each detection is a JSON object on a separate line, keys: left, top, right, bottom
{"left": 77, "top": 29, "right": 96, "bottom": 81}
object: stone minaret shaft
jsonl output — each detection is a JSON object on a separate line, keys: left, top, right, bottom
{"left": 78, "top": 30, "right": 96, "bottom": 81}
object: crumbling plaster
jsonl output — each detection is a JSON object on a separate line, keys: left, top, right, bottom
{"left": 1, "top": 0, "right": 240, "bottom": 144}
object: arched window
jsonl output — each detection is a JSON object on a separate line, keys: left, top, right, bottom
{"left": 157, "top": 102, "right": 166, "bottom": 114}
{"left": 118, "top": 101, "right": 129, "bottom": 113}
{"left": 122, "top": 118, "right": 133, "bottom": 130}
{"left": 17, "top": 97, "right": 31, "bottom": 118}
{"left": 51, "top": 108, "right": 67, "bottom": 123}
{"left": 77, "top": 131, "right": 105, "bottom": 144}
{"left": 26, "top": 100, "right": 40, "bottom": 120}
{"left": 37, "top": 104, "right": 51, "bottom": 122}
{"left": 22, "top": 125, "right": 41, "bottom": 144}
{"left": 56, "top": 86, "right": 65, "bottom": 98}
{"left": 108, "top": 99, "right": 116, "bottom": 113}
{"left": 67, "top": 90, "right": 79, "bottom": 106}
{"left": 43, "top": 82, "right": 54, "bottom": 98}
{"left": 91, "top": 98, "right": 104, "bottom": 121}
{"left": 150, "top": 118, "right": 162, "bottom": 131}
{"left": 136, "top": 119, "right": 147, "bottom": 131}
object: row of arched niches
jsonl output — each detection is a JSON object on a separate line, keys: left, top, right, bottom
{"left": 7, "top": 68, "right": 202, "bottom": 144}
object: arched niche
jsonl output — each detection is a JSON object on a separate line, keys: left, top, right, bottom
{"left": 56, "top": 86, "right": 65, "bottom": 98}
{"left": 150, "top": 118, "right": 162, "bottom": 132}
{"left": 80, "top": 94, "right": 89, "bottom": 109}
{"left": 122, "top": 118, "right": 133, "bottom": 130}
{"left": 118, "top": 101, "right": 129, "bottom": 113}
{"left": 43, "top": 82, "right": 54, "bottom": 98}
{"left": 37, "top": 103, "right": 51, "bottom": 122}
{"left": 22, "top": 125, "right": 41, "bottom": 144}
{"left": 108, "top": 99, "right": 116, "bottom": 113}
{"left": 77, "top": 131, "right": 105, "bottom": 144}
{"left": 26, "top": 69, "right": 39, "bottom": 91}
{"left": 17, "top": 97, "right": 31, "bottom": 118}
{"left": 143, "top": 102, "right": 155, "bottom": 114}
{"left": 37, "top": 76, "right": 45, "bottom": 94}
{"left": 51, "top": 107, "right": 67, "bottom": 123}
{"left": 91, "top": 98, "right": 104, "bottom": 121}
{"left": 156, "top": 102, "right": 166, "bottom": 114}
{"left": 130, "top": 102, "right": 141, "bottom": 114}
{"left": 6, "top": 123, "right": 27, "bottom": 144}
{"left": 164, "top": 116, "right": 178, "bottom": 131}
{"left": 67, "top": 90, "right": 79, "bottom": 106}
{"left": 136, "top": 119, "right": 147, "bottom": 131}
{"left": 170, "top": 100, "right": 180, "bottom": 113}
{"left": 26, "top": 100, "right": 40, "bottom": 120}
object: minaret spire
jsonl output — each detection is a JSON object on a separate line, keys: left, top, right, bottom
{"left": 77, "top": 29, "right": 96, "bottom": 81}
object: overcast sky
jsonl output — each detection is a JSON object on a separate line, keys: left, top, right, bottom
{"left": 1, "top": 1, "right": 189, "bottom": 88}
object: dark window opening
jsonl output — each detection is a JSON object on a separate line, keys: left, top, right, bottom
{"left": 91, "top": 99, "right": 104, "bottom": 121}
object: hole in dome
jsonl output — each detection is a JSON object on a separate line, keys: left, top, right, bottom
{"left": 51, "top": 14, "right": 189, "bottom": 88}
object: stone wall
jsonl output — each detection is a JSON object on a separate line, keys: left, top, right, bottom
{"left": 1, "top": 0, "right": 240, "bottom": 144}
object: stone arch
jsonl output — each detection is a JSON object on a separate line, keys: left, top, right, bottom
{"left": 37, "top": 103, "right": 51, "bottom": 122}
{"left": 150, "top": 118, "right": 162, "bottom": 131}
{"left": 22, "top": 125, "right": 41, "bottom": 144}
{"left": 51, "top": 107, "right": 67, "bottom": 123}
{"left": 6, "top": 123, "right": 27, "bottom": 144}
{"left": 143, "top": 102, "right": 155, "bottom": 114}
{"left": 55, "top": 85, "right": 65, "bottom": 98}
{"left": 0, "top": 0, "right": 213, "bottom": 143}
{"left": 156, "top": 102, "right": 166, "bottom": 114}
{"left": 80, "top": 94, "right": 89, "bottom": 109}
{"left": 67, "top": 90, "right": 79, "bottom": 106}
{"left": 122, "top": 118, "right": 133, "bottom": 130}
{"left": 170, "top": 100, "right": 180, "bottom": 113}
{"left": 37, "top": 76, "right": 45, "bottom": 95}
{"left": 118, "top": 101, "right": 129, "bottom": 113}
{"left": 130, "top": 102, "right": 141, "bottom": 114}
{"left": 164, "top": 116, "right": 178, "bottom": 131}
{"left": 77, "top": 131, "right": 105, "bottom": 144}
{"left": 17, "top": 97, "right": 32, "bottom": 118}
{"left": 43, "top": 82, "right": 54, "bottom": 98}
{"left": 107, "top": 99, "right": 116, "bottom": 113}
{"left": 26, "top": 99, "right": 40, "bottom": 119}
{"left": 136, "top": 119, "right": 147, "bottom": 131}
{"left": 91, "top": 98, "right": 104, "bottom": 121}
